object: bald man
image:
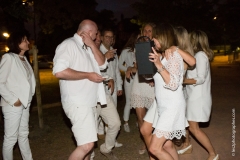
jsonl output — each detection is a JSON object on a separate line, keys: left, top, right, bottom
{"left": 53, "top": 19, "right": 108, "bottom": 160}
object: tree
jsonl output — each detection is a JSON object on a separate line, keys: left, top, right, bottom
{"left": 131, "top": 0, "right": 220, "bottom": 44}
{"left": 214, "top": 0, "right": 240, "bottom": 48}
{"left": 0, "top": 0, "right": 31, "bottom": 34}
{"left": 34, "top": 0, "right": 98, "bottom": 34}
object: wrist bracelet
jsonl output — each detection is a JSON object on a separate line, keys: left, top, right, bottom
{"left": 157, "top": 66, "right": 165, "bottom": 73}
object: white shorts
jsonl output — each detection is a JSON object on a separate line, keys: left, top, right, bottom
{"left": 62, "top": 102, "right": 98, "bottom": 146}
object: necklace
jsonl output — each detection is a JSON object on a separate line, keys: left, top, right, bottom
{"left": 19, "top": 55, "right": 25, "bottom": 58}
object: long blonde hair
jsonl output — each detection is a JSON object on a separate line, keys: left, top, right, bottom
{"left": 174, "top": 26, "right": 194, "bottom": 56}
{"left": 189, "top": 30, "right": 214, "bottom": 61}
{"left": 155, "top": 23, "right": 177, "bottom": 52}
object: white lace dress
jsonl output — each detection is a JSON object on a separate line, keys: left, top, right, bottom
{"left": 130, "top": 72, "right": 155, "bottom": 109}
{"left": 153, "top": 51, "right": 188, "bottom": 140}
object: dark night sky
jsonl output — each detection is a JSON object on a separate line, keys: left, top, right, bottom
{"left": 96, "top": 0, "right": 140, "bottom": 21}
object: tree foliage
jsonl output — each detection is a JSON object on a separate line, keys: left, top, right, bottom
{"left": 214, "top": 0, "right": 240, "bottom": 47}
{"left": 34, "top": 0, "right": 98, "bottom": 34}
{"left": 130, "top": 0, "right": 233, "bottom": 45}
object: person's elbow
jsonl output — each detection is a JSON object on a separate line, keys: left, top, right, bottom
{"left": 54, "top": 71, "right": 64, "bottom": 79}
{"left": 188, "top": 57, "right": 196, "bottom": 67}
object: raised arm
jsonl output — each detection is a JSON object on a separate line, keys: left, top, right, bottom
{"left": 81, "top": 31, "right": 106, "bottom": 66}
{"left": 149, "top": 47, "right": 183, "bottom": 90}
{"left": 166, "top": 46, "right": 196, "bottom": 67}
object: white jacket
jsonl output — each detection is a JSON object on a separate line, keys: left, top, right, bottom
{"left": 0, "top": 53, "right": 36, "bottom": 108}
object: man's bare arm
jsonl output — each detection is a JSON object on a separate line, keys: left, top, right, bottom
{"left": 80, "top": 31, "right": 105, "bottom": 65}
{"left": 91, "top": 45, "right": 106, "bottom": 65}
{"left": 55, "top": 68, "right": 104, "bottom": 83}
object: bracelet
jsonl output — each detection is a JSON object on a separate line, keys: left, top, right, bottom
{"left": 157, "top": 66, "right": 165, "bottom": 73}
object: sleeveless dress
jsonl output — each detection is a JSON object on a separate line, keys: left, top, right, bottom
{"left": 153, "top": 52, "right": 188, "bottom": 140}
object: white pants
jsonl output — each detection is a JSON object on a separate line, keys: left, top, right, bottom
{"left": 123, "top": 78, "right": 134, "bottom": 122}
{"left": 98, "top": 84, "right": 118, "bottom": 134}
{"left": 105, "top": 85, "right": 117, "bottom": 107}
{"left": 97, "top": 95, "right": 121, "bottom": 151}
{"left": 2, "top": 104, "right": 33, "bottom": 160}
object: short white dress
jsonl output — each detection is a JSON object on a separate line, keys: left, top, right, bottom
{"left": 153, "top": 52, "right": 188, "bottom": 140}
{"left": 186, "top": 51, "right": 212, "bottom": 122}
{"left": 130, "top": 72, "right": 155, "bottom": 109}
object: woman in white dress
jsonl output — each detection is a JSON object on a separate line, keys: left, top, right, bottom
{"left": 148, "top": 23, "right": 188, "bottom": 160}
{"left": 141, "top": 26, "right": 196, "bottom": 160}
{"left": 118, "top": 32, "right": 139, "bottom": 132}
{"left": 130, "top": 23, "right": 156, "bottom": 154}
{"left": 178, "top": 30, "right": 219, "bottom": 160}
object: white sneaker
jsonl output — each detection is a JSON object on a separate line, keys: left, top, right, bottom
{"left": 115, "top": 141, "right": 123, "bottom": 148}
{"left": 123, "top": 123, "right": 130, "bottom": 132}
{"left": 100, "top": 144, "right": 119, "bottom": 160}
{"left": 90, "top": 151, "right": 95, "bottom": 160}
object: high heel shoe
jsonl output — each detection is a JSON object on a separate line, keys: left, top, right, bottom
{"left": 177, "top": 144, "right": 192, "bottom": 155}
{"left": 211, "top": 154, "right": 219, "bottom": 160}
{"left": 138, "top": 149, "right": 146, "bottom": 154}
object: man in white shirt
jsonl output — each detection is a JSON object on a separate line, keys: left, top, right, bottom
{"left": 98, "top": 29, "right": 123, "bottom": 143}
{"left": 52, "top": 19, "right": 107, "bottom": 160}
{"left": 90, "top": 30, "right": 121, "bottom": 160}
{"left": 100, "top": 29, "right": 123, "bottom": 106}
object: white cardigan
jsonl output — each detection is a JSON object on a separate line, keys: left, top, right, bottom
{"left": 0, "top": 53, "right": 36, "bottom": 108}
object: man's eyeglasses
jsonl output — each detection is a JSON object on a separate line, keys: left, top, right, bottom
{"left": 104, "top": 36, "right": 114, "bottom": 39}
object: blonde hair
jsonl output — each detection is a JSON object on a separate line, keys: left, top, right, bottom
{"left": 155, "top": 23, "right": 176, "bottom": 52}
{"left": 189, "top": 30, "right": 214, "bottom": 61}
{"left": 141, "top": 23, "right": 157, "bottom": 39}
{"left": 174, "top": 26, "right": 194, "bottom": 56}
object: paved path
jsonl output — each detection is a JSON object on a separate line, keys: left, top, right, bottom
{"left": 0, "top": 61, "right": 239, "bottom": 160}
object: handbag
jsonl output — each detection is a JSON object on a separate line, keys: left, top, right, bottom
{"left": 135, "top": 36, "right": 157, "bottom": 81}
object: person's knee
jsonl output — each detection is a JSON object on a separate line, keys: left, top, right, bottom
{"left": 18, "top": 129, "right": 29, "bottom": 138}
{"left": 140, "top": 125, "right": 151, "bottom": 137}
{"left": 3, "top": 135, "right": 18, "bottom": 146}
{"left": 163, "top": 141, "right": 174, "bottom": 151}
{"left": 80, "top": 142, "right": 94, "bottom": 154}
{"left": 108, "top": 118, "right": 121, "bottom": 131}
{"left": 149, "top": 144, "right": 160, "bottom": 156}
{"left": 189, "top": 126, "right": 198, "bottom": 135}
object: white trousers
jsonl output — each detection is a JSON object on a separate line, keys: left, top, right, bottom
{"left": 97, "top": 95, "right": 121, "bottom": 151}
{"left": 98, "top": 84, "right": 118, "bottom": 134}
{"left": 123, "top": 78, "right": 134, "bottom": 122}
{"left": 2, "top": 104, "right": 33, "bottom": 160}
{"left": 105, "top": 85, "right": 117, "bottom": 107}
